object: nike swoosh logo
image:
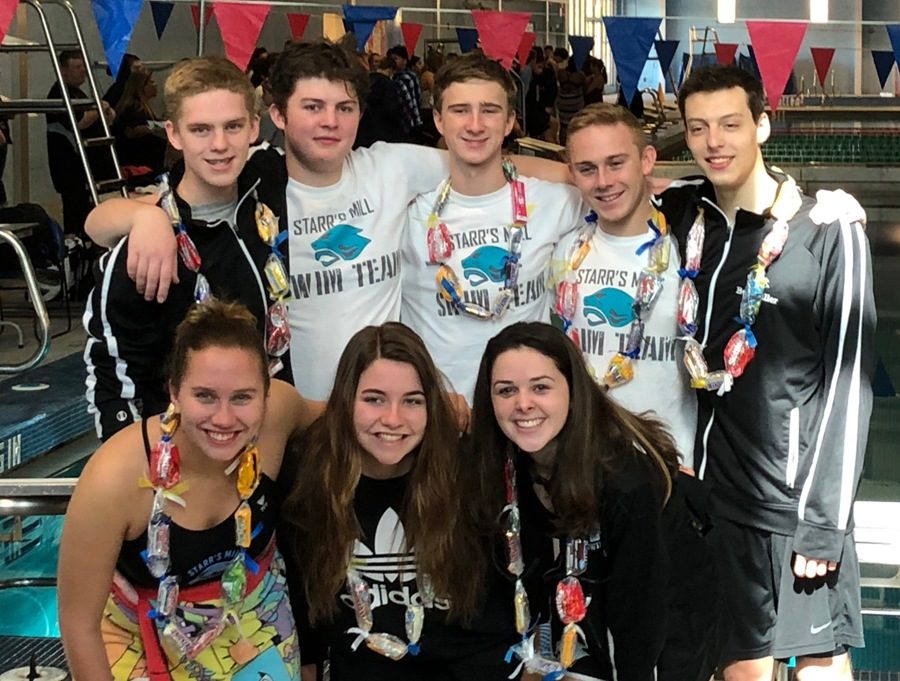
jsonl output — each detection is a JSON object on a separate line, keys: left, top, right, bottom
{"left": 810, "top": 621, "right": 832, "bottom": 635}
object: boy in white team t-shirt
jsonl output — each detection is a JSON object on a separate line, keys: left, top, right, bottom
{"left": 401, "top": 53, "right": 583, "bottom": 400}
{"left": 550, "top": 103, "right": 696, "bottom": 466}
{"left": 86, "top": 41, "right": 569, "bottom": 400}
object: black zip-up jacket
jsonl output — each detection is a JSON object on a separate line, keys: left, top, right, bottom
{"left": 84, "top": 162, "right": 293, "bottom": 441}
{"left": 658, "top": 176, "right": 876, "bottom": 561}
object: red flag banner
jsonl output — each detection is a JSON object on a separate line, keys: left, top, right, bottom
{"left": 287, "top": 13, "right": 310, "bottom": 40}
{"left": 810, "top": 47, "right": 835, "bottom": 88}
{"left": 714, "top": 42, "right": 738, "bottom": 66}
{"left": 517, "top": 31, "right": 536, "bottom": 67}
{"left": 472, "top": 10, "right": 530, "bottom": 70}
{"left": 0, "top": 0, "right": 18, "bottom": 45}
{"left": 214, "top": 3, "right": 271, "bottom": 71}
{"left": 401, "top": 22, "right": 423, "bottom": 55}
{"left": 747, "top": 21, "right": 808, "bottom": 112}
{"left": 190, "top": 4, "right": 213, "bottom": 31}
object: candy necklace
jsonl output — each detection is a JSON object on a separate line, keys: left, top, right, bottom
{"left": 426, "top": 160, "right": 527, "bottom": 320}
{"left": 158, "top": 174, "right": 291, "bottom": 377}
{"left": 142, "top": 404, "right": 262, "bottom": 663}
{"left": 501, "top": 454, "right": 589, "bottom": 679}
{"left": 555, "top": 204, "right": 670, "bottom": 388}
{"left": 677, "top": 177, "right": 800, "bottom": 395}
{"left": 345, "top": 564, "right": 434, "bottom": 660}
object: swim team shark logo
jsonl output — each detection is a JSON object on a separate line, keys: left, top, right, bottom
{"left": 583, "top": 287, "right": 635, "bottom": 328}
{"left": 461, "top": 245, "right": 509, "bottom": 287}
{"left": 311, "top": 224, "right": 371, "bottom": 267}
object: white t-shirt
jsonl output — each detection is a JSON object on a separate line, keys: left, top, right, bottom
{"left": 402, "top": 177, "right": 584, "bottom": 400}
{"left": 551, "top": 225, "right": 697, "bottom": 466}
{"left": 286, "top": 142, "right": 448, "bottom": 399}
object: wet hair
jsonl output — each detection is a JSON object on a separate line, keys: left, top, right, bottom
{"left": 283, "top": 322, "right": 482, "bottom": 624}
{"left": 163, "top": 56, "right": 258, "bottom": 122}
{"left": 678, "top": 65, "right": 766, "bottom": 122}
{"left": 566, "top": 102, "right": 647, "bottom": 152}
{"left": 269, "top": 39, "right": 370, "bottom": 114}
{"left": 168, "top": 300, "right": 269, "bottom": 393}
{"left": 466, "top": 322, "right": 678, "bottom": 539}
{"left": 433, "top": 51, "right": 517, "bottom": 114}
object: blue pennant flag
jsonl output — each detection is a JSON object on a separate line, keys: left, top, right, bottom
{"left": 603, "top": 17, "right": 662, "bottom": 106}
{"left": 456, "top": 27, "right": 478, "bottom": 54}
{"left": 654, "top": 39, "right": 679, "bottom": 76}
{"left": 150, "top": 1, "right": 173, "bottom": 40}
{"left": 91, "top": 0, "right": 144, "bottom": 79}
{"left": 887, "top": 25, "right": 900, "bottom": 74}
{"left": 342, "top": 5, "right": 397, "bottom": 52}
{"left": 872, "top": 50, "right": 895, "bottom": 89}
{"left": 568, "top": 35, "right": 594, "bottom": 71}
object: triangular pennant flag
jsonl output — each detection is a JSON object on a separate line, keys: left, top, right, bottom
{"left": 150, "top": 1, "right": 174, "bottom": 40}
{"left": 0, "top": 0, "right": 17, "bottom": 46}
{"left": 472, "top": 11, "right": 530, "bottom": 70}
{"left": 350, "top": 21, "right": 377, "bottom": 52}
{"left": 517, "top": 31, "right": 536, "bottom": 67}
{"left": 810, "top": 47, "right": 835, "bottom": 88}
{"left": 887, "top": 25, "right": 900, "bottom": 72}
{"left": 90, "top": 0, "right": 143, "bottom": 79}
{"left": 401, "top": 22, "right": 423, "bottom": 55}
{"left": 654, "top": 39, "right": 679, "bottom": 75}
{"left": 213, "top": 3, "right": 270, "bottom": 72}
{"left": 714, "top": 42, "right": 738, "bottom": 66}
{"left": 872, "top": 50, "right": 895, "bottom": 89}
{"left": 190, "top": 4, "right": 213, "bottom": 31}
{"left": 342, "top": 5, "right": 397, "bottom": 23}
{"left": 568, "top": 35, "right": 594, "bottom": 71}
{"left": 602, "top": 17, "right": 661, "bottom": 106}
{"left": 746, "top": 21, "right": 808, "bottom": 112}
{"left": 456, "top": 27, "right": 478, "bottom": 54}
{"left": 287, "top": 13, "right": 310, "bottom": 40}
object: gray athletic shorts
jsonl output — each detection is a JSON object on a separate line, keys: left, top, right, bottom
{"left": 710, "top": 517, "right": 864, "bottom": 662}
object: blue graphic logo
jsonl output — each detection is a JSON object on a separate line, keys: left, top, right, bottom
{"left": 583, "top": 287, "right": 634, "bottom": 327}
{"left": 461, "top": 246, "right": 508, "bottom": 286}
{"left": 312, "top": 224, "right": 371, "bottom": 267}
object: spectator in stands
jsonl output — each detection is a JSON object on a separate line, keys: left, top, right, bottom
{"left": 355, "top": 56, "right": 407, "bottom": 148}
{"left": 113, "top": 69, "right": 166, "bottom": 176}
{"left": 387, "top": 44, "right": 423, "bottom": 141}
{"left": 556, "top": 52, "right": 586, "bottom": 145}
{"left": 584, "top": 56, "right": 607, "bottom": 104}
{"left": 46, "top": 49, "right": 115, "bottom": 237}
{"left": 524, "top": 46, "right": 558, "bottom": 142}
{"left": 102, "top": 53, "right": 142, "bottom": 109}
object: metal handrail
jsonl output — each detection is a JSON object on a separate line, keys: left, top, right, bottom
{"left": 0, "top": 230, "right": 50, "bottom": 373}
{"left": 0, "top": 577, "right": 57, "bottom": 590}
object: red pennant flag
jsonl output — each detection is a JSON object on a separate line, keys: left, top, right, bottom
{"left": 714, "top": 43, "right": 738, "bottom": 66}
{"left": 810, "top": 46, "right": 835, "bottom": 88}
{"left": 401, "top": 22, "right": 423, "bottom": 55}
{"left": 472, "top": 10, "right": 531, "bottom": 70}
{"left": 190, "top": 4, "right": 213, "bottom": 31}
{"left": 287, "top": 13, "right": 310, "bottom": 40}
{"left": 747, "top": 21, "right": 808, "bottom": 112}
{"left": 214, "top": 3, "right": 271, "bottom": 72}
{"left": 517, "top": 31, "right": 536, "bottom": 67}
{"left": 0, "top": 0, "right": 18, "bottom": 45}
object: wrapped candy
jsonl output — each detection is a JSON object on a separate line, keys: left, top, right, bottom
{"left": 194, "top": 273, "right": 211, "bottom": 303}
{"left": 511, "top": 180, "right": 527, "bottom": 225}
{"left": 157, "top": 575, "right": 180, "bottom": 619}
{"left": 555, "top": 576, "right": 587, "bottom": 624}
{"left": 222, "top": 554, "right": 247, "bottom": 604}
{"left": 234, "top": 501, "right": 252, "bottom": 548}
{"left": 491, "top": 289, "right": 513, "bottom": 318}
{"left": 427, "top": 222, "right": 453, "bottom": 263}
{"left": 436, "top": 265, "right": 462, "bottom": 304}
{"left": 683, "top": 209, "right": 706, "bottom": 272}
{"left": 364, "top": 633, "right": 408, "bottom": 660}
{"left": 405, "top": 603, "right": 424, "bottom": 645}
{"left": 565, "top": 539, "right": 588, "bottom": 576}
{"left": 237, "top": 444, "right": 261, "bottom": 499}
{"left": 255, "top": 203, "right": 279, "bottom": 245}
{"left": 682, "top": 338, "right": 709, "bottom": 383}
{"left": 514, "top": 579, "right": 531, "bottom": 635}
{"left": 146, "top": 513, "right": 171, "bottom": 578}
{"left": 677, "top": 279, "right": 699, "bottom": 336}
{"left": 624, "top": 319, "right": 645, "bottom": 356}
{"left": 646, "top": 236, "right": 670, "bottom": 274}
{"left": 604, "top": 353, "right": 634, "bottom": 388}
{"left": 266, "top": 301, "right": 291, "bottom": 357}
{"left": 559, "top": 623, "right": 580, "bottom": 669}
{"left": 635, "top": 273, "right": 663, "bottom": 310}
{"left": 759, "top": 220, "right": 789, "bottom": 267}
{"left": 739, "top": 268, "right": 767, "bottom": 324}
{"left": 264, "top": 254, "right": 290, "bottom": 300}
{"left": 555, "top": 281, "right": 578, "bottom": 321}
{"left": 724, "top": 328, "right": 756, "bottom": 378}
{"left": 176, "top": 229, "right": 201, "bottom": 272}
{"left": 347, "top": 570, "right": 374, "bottom": 632}
{"left": 150, "top": 440, "right": 180, "bottom": 489}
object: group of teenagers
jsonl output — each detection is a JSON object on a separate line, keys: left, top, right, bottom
{"left": 57, "top": 35, "right": 875, "bottom": 681}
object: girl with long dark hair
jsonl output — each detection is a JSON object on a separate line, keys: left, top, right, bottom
{"left": 467, "top": 321, "right": 721, "bottom": 681}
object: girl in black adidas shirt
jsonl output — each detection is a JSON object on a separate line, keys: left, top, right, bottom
{"left": 280, "top": 322, "right": 518, "bottom": 681}
{"left": 466, "top": 322, "right": 721, "bottom": 681}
